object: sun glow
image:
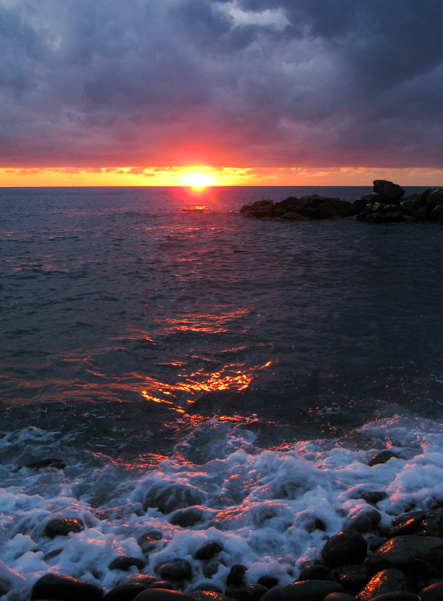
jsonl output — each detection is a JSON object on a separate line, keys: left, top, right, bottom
{"left": 181, "top": 172, "right": 216, "bottom": 189}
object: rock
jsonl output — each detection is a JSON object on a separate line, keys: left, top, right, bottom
{"left": 26, "top": 458, "right": 66, "bottom": 470}
{"left": 359, "top": 492, "right": 389, "bottom": 506}
{"left": 368, "top": 535, "right": 443, "bottom": 572}
{"left": 188, "top": 590, "right": 224, "bottom": 600}
{"left": 149, "top": 582, "right": 175, "bottom": 590}
{"left": 226, "top": 565, "right": 247, "bottom": 587}
{"left": 30, "top": 573, "right": 103, "bottom": 601}
{"left": 368, "top": 595, "right": 419, "bottom": 601}
{"left": 357, "top": 568, "right": 407, "bottom": 601}
{"left": 257, "top": 576, "right": 279, "bottom": 589}
{"left": 138, "top": 530, "right": 164, "bottom": 555}
{"left": 121, "top": 576, "right": 159, "bottom": 588}
{"left": 143, "top": 483, "right": 206, "bottom": 514}
{"left": 133, "top": 591, "right": 194, "bottom": 601}
{"left": 430, "top": 204, "right": 443, "bottom": 222}
{"left": 240, "top": 200, "right": 275, "bottom": 218}
{"left": 424, "top": 188, "right": 443, "bottom": 210}
{"left": 202, "top": 559, "right": 223, "bottom": 578}
{"left": 260, "top": 580, "right": 344, "bottom": 601}
{"left": 419, "top": 581, "right": 443, "bottom": 601}
{"left": 368, "top": 451, "right": 399, "bottom": 467}
{"left": 333, "top": 565, "right": 368, "bottom": 592}
{"left": 169, "top": 507, "right": 204, "bottom": 527}
{"left": 400, "top": 194, "right": 422, "bottom": 213}
{"left": 237, "top": 585, "right": 269, "bottom": 601}
{"left": 321, "top": 530, "right": 367, "bottom": 567}
{"left": 281, "top": 211, "right": 307, "bottom": 220}
{"left": 298, "top": 564, "right": 334, "bottom": 581}
{"left": 194, "top": 541, "right": 223, "bottom": 560}
{"left": 323, "top": 594, "right": 356, "bottom": 601}
{"left": 298, "top": 197, "right": 354, "bottom": 220}
{"left": 363, "top": 211, "right": 405, "bottom": 224}
{"left": 44, "top": 518, "right": 84, "bottom": 539}
{"left": 155, "top": 558, "right": 193, "bottom": 582}
{"left": 273, "top": 197, "right": 307, "bottom": 216}
{"left": 344, "top": 508, "right": 381, "bottom": 533}
{"left": 373, "top": 181, "right": 405, "bottom": 202}
{"left": 353, "top": 194, "right": 384, "bottom": 213}
{"left": 109, "top": 556, "right": 145, "bottom": 571}
{"left": 102, "top": 584, "right": 148, "bottom": 601}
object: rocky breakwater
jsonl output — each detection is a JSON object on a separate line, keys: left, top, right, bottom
{"left": 239, "top": 180, "right": 443, "bottom": 224}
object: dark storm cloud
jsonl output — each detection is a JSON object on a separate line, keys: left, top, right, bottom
{"left": 1, "top": 0, "right": 442, "bottom": 169}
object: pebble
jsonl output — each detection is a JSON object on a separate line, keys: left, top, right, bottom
{"left": 368, "top": 535, "right": 443, "bottom": 572}
{"left": 31, "top": 573, "right": 103, "bottom": 601}
{"left": 321, "top": 530, "right": 367, "bottom": 567}
{"left": 367, "top": 594, "right": 419, "bottom": 601}
{"left": 344, "top": 508, "right": 381, "bottom": 533}
{"left": 194, "top": 542, "right": 223, "bottom": 560}
{"left": 155, "top": 559, "right": 193, "bottom": 582}
{"left": 357, "top": 568, "right": 406, "bottom": 601}
{"left": 226, "top": 565, "right": 247, "bottom": 587}
{"left": 419, "top": 582, "right": 443, "bottom": 601}
{"left": 323, "top": 594, "right": 356, "bottom": 601}
{"left": 109, "top": 556, "right": 145, "bottom": 571}
{"left": 368, "top": 451, "right": 400, "bottom": 467}
{"left": 298, "top": 564, "right": 334, "bottom": 582}
{"left": 169, "top": 508, "right": 204, "bottom": 527}
{"left": 102, "top": 584, "right": 147, "bottom": 601}
{"left": 133, "top": 590, "right": 194, "bottom": 601}
{"left": 260, "top": 580, "right": 344, "bottom": 601}
{"left": 44, "top": 517, "right": 84, "bottom": 539}
{"left": 25, "top": 458, "right": 66, "bottom": 470}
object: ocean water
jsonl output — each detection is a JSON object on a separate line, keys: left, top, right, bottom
{"left": 1, "top": 186, "right": 443, "bottom": 598}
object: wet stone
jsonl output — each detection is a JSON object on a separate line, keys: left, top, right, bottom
{"left": 150, "top": 582, "right": 175, "bottom": 590}
{"left": 419, "top": 581, "right": 443, "bottom": 601}
{"left": 26, "top": 458, "right": 66, "bottom": 470}
{"left": 257, "top": 577, "right": 279, "bottom": 589}
{"left": 368, "top": 594, "right": 419, "bottom": 601}
{"left": 102, "top": 584, "right": 147, "bottom": 601}
{"left": 203, "top": 559, "right": 224, "bottom": 578}
{"left": 368, "top": 536, "right": 443, "bottom": 572}
{"left": 195, "top": 542, "right": 223, "bottom": 560}
{"left": 31, "top": 573, "right": 103, "bottom": 601}
{"left": 121, "top": 576, "right": 159, "bottom": 588}
{"left": 334, "top": 565, "right": 368, "bottom": 593}
{"left": 323, "top": 594, "right": 356, "bottom": 601}
{"left": 357, "top": 569, "right": 407, "bottom": 601}
{"left": 226, "top": 565, "right": 247, "bottom": 587}
{"left": 368, "top": 451, "right": 400, "bottom": 467}
{"left": 156, "top": 558, "right": 193, "bottom": 582}
{"left": 133, "top": 590, "right": 194, "bottom": 601}
{"left": 109, "top": 556, "right": 145, "bottom": 571}
{"left": 260, "top": 580, "right": 344, "bottom": 601}
{"left": 169, "top": 508, "right": 204, "bottom": 528}
{"left": 190, "top": 584, "right": 224, "bottom": 594}
{"left": 344, "top": 508, "right": 381, "bottom": 533}
{"left": 225, "top": 586, "right": 246, "bottom": 599}
{"left": 321, "top": 530, "right": 367, "bottom": 568}
{"left": 238, "top": 585, "right": 268, "bottom": 601}
{"left": 359, "top": 492, "right": 388, "bottom": 506}
{"left": 188, "top": 592, "right": 224, "bottom": 601}
{"left": 298, "top": 564, "right": 334, "bottom": 581}
{"left": 44, "top": 518, "right": 85, "bottom": 539}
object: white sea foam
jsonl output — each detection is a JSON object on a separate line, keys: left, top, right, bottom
{"left": 1, "top": 415, "right": 443, "bottom": 600}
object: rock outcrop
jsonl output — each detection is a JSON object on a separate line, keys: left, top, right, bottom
{"left": 240, "top": 180, "right": 443, "bottom": 224}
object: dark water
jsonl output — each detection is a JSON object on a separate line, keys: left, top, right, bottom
{"left": 1, "top": 186, "right": 443, "bottom": 598}
{"left": 1, "top": 186, "right": 442, "bottom": 460}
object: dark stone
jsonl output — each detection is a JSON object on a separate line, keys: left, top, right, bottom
{"left": 400, "top": 195, "right": 422, "bottom": 214}
{"left": 368, "top": 451, "right": 399, "bottom": 467}
{"left": 359, "top": 492, "right": 389, "bottom": 506}
{"left": 344, "top": 508, "right": 381, "bottom": 533}
{"left": 373, "top": 181, "right": 405, "bottom": 202}
{"left": 26, "top": 458, "right": 66, "bottom": 470}
{"left": 419, "top": 581, "right": 443, "bottom": 601}
{"left": 194, "top": 542, "right": 223, "bottom": 560}
{"left": 281, "top": 211, "right": 307, "bottom": 221}
{"left": 202, "top": 559, "right": 223, "bottom": 578}
{"left": 149, "top": 582, "right": 175, "bottom": 590}
{"left": 143, "top": 483, "right": 206, "bottom": 514}
{"left": 273, "top": 197, "right": 306, "bottom": 216}
{"left": 321, "top": 530, "right": 367, "bottom": 567}
{"left": 353, "top": 194, "right": 383, "bottom": 212}
{"left": 260, "top": 580, "right": 344, "bottom": 601}
{"left": 226, "top": 565, "right": 247, "bottom": 587}
{"left": 368, "top": 536, "right": 443, "bottom": 573}
{"left": 298, "top": 565, "right": 334, "bottom": 581}
{"left": 121, "top": 576, "right": 159, "bottom": 588}
{"left": 363, "top": 212, "right": 405, "bottom": 224}
{"left": 44, "top": 518, "right": 85, "bottom": 539}
{"left": 368, "top": 595, "right": 419, "bottom": 601}
{"left": 169, "top": 508, "right": 204, "bottom": 527}
{"left": 237, "top": 585, "right": 268, "bottom": 601}
{"left": 408, "top": 559, "right": 440, "bottom": 581}
{"left": 334, "top": 565, "right": 368, "bottom": 593}
{"left": 133, "top": 590, "right": 194, "bottom": 601}
{"left": 102, "top": 584, "right": 147, "bottom": 601}
{"left": 387, "top": 514, "right": 426, "bottom": 538}
{"left": 30, "top": 573, "right": 103, "bottom": 601}
{"left": 323, "top": 595, "right": 356, "bottom": 601}
{"left": 257, "top": 577, "right": 279, "bottom": 589}
{"left": 188, "top": 590, "right": 224, "bottom": 600}
{"left": 44, "top": 548, "right": 63, "bottom": 560}
{"left": 156, "top": 558, "right": 193, "bottom": 582}
{"left": 430, "top": 204, "right": 443, "bottom": 222}
{"left": 225, "top": 586, "right": 246, "bottom": 599}
{"left": 240, "top": 200, "right": 275, "bottom": 218}
{"left": 424, "top": 189, "right": 443, "bottom": 210}
{"left": 357, "top": 568, "right": 407, "bottom": 601}
{"left": 109, "top": 557, "right": 145, "bottom": 571}
{"left": 299, "top": 198, "right": 354, "bottom": 220}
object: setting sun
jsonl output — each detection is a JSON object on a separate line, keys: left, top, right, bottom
{"left": 181, "top": 172, "right": 216, "bottom": 189}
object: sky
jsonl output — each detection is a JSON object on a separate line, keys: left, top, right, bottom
{"left": 1, "top": 0, "right": 443, "bottom": 186}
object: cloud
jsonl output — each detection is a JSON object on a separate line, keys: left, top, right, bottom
{"left": 0, "top": 0, "right": 442, "bottom": 171}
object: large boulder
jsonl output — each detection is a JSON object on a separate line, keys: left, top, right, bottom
{"left": 273, "top": 197, "right": 307, "bottom": 216}
{"left": 239, "top": 200, "right": 274, "bottom": 218}
{"left": 373, "top": 181, "right": 405, "bottom": 202}
{"left": 368, "top": 535, "right": 443, "bottom": 573}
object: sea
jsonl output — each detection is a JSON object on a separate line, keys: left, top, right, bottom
{"left": 1, "top": 185, "right": 443, "bottom": 598}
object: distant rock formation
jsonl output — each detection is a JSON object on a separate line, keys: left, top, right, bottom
{"left": 239, "top": 180, "right": 443, "bottom": 223}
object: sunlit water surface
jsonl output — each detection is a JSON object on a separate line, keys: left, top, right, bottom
{"left": 0, "top": 186, "right": 442, "bottom": 598}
